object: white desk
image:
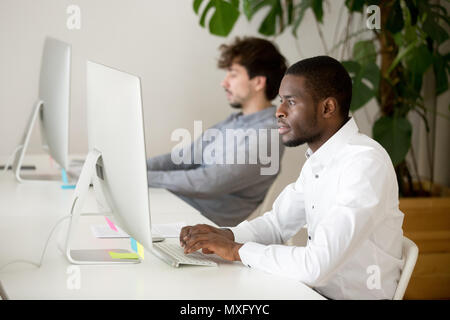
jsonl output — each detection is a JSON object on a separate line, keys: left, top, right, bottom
{"left": 0, "top": 155, "right": 324, "bottom": 300}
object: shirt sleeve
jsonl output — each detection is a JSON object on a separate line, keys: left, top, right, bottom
{"left": 147, "top": 123, "right": 282, "bottom": 199}
{"left": 147, "top": 152, "right": 199, "bottom": 171}
{"left": 147, "top": 163, "right": 274, "bottom": 199}
{"left": 147, "top": 134, "right": 203, "bottom": 171}
{"left": 231, "top": 177, "right": 308, "bottom": 246}
{"left": 233, "top": 156, "right": 392, "bottom": 287}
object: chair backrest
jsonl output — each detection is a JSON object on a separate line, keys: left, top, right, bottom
{"left": 393, "top": 236, "right": 419, "bottom": 300}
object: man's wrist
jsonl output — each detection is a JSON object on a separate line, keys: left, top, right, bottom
{"left": 232, "top": 243, "right": 243, "bottom": 261}
{"left": 221, "top": 228, "right": 235, "bottom": 241}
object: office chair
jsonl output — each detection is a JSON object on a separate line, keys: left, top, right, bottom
{"left": 393, "top": 236, "right": 419, "bottom": 300}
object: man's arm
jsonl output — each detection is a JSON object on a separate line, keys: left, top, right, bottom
{"left": 180, "top": 224, "right": 242, "bottom": 260}
{"left": 147, "top": 152, "right": 199, "bottom": 171}
{"left": 147, "top": 162, "right": 274, "bottom": 198}
{"left": 147, "top": 136, "right": 202, "bottom": 171}
{"left": 231, "top": 157, "right": 393, "bottom": 286}
{"left": 181, "top": 157, "right": 393, "bottom": 287}
{"left": 180, "top": 179, "right": 308, "bottom": 260}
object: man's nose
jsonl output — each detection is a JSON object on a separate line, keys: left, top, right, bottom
{"left": 276, "top": 103, "right": 287, "bottom": 119}
{"left": 221, "top": 76, "right": 229, "bottom": 89}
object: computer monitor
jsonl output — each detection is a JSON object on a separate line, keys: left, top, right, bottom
{"left": 12, "top": 37, "right": 71, "bottom": 182}
{"left": 64, "top": 61, "right": 153, "bottom": 264}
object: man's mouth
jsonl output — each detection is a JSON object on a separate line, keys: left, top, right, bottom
{"left": 278, "top": 122, "right": 290, "bottom": 135}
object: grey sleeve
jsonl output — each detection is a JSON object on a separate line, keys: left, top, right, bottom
{"left": 147, "top": 163, "right": 274, "bottom": 199}
{"left": 147, "top": 135, "right": 202, "bottom": 171}
{"left": 147, "top": 152, "right": 199, "bottom": 171}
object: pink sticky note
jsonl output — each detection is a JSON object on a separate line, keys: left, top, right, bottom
{"left": 104, "top": 216, "right": 118, "bottom": 232}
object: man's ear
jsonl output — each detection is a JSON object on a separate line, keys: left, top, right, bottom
{"left": 321, "top": 97, "right": 338, "bottom": 119}
{"left": 251, "top": 75, "right": 267, "bottom": 92}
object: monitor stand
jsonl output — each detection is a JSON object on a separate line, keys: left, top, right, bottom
{"left": 64, "top": 149, "right": 140, "bottom": 265}
{"left": 12, "top": 100, "right": 62, "bottom": 183}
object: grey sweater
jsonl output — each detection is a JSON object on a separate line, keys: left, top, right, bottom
{"left": 147, "top": 106, "right": 284, "bottom": 226}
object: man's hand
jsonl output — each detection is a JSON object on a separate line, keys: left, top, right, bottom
{"left": 179, "top": 224, "right": 243, "bottom": 261}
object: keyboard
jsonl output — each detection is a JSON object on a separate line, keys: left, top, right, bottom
{"left": 152, "top": 242, "right": 218, "bottom": 267}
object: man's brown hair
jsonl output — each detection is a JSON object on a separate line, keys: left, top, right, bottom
{"left": 218, "top": 37, "right": 287, "bottom": 101}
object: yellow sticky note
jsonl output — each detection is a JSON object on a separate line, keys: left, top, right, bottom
{"left": 108, "top": 251, "right": 139, "bottom": 260}
{"left": 137, "top": 242, "right": 144, "bottom": 260}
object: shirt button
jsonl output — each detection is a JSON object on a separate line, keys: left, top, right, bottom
{"left": 308, "top": 236, "right": 311, "bottom": 240}
{"left": 315, "top": 174, "right": 319, "bottom": 178}
{"left": 312, "top": 205, "right": 315, "bottom": 209}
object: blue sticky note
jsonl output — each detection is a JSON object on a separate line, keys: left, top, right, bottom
{"left": 61, "top": 184, "right": 76, "bottom": 189}
{"left": 130, "top": 238, "right": 138, "bottom": 253}
{"left": 61, "top": 168, "right": 69, "bottom": 184}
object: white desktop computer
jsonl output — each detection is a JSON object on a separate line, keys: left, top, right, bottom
{"left": 64, "top": 61, "right": 216, "bottom": 267}
{"left": 64, "top": 61, "right": 152, "bottom": 264}
{"left": 12, "top": 37, "right": 71, "bottom": 182}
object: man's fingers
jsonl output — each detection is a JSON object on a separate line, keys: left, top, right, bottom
{"left": 179, "top": 226, "right": 193, "bottom": 246}
{"left": 186, "top": 240, "right": 209, "bottom": 254}
{"left": 188, "top": 224, "right": 215, "bottom": 236}
{"left": 202, "top": 248, "right": 214, "bottom": 254}
{"left": 184, "top": 234, "right": 213, "bottom": 253}
{"left": 181, "top": 224, "right": 216, "bottom": 246}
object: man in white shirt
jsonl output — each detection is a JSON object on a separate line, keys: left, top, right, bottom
{"left": 180, "top": 56, "right": 405, "bottom": 300}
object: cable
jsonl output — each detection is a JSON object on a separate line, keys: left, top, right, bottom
{"left": 1, "top": 145, "right": 23, "bottom": 177}
{"left": 0, "top": 214, "right": 71, "bottom": 273}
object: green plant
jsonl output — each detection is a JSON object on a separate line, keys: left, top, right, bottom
{"left": 192, "top": 0, "right": 450, "bottom": 196}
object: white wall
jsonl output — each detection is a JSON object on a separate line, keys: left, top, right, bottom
{"left": 0, "top": 0, "right": 447, "bottom": 192}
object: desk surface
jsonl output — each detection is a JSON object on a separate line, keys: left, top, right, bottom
{"left": 0, "top": 155, "right": 324, "bottom": 300}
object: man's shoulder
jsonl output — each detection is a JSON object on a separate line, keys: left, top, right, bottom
{"left": 340, "top": 132, "right": 393, "bottom": 169}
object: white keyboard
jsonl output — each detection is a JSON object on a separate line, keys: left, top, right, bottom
{"left": 152, "top": 242, "right": 218, "bottom": 267}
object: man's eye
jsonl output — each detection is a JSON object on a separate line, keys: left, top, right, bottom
{"left": 288, "top": 100, "right": 295, "bottom": 106}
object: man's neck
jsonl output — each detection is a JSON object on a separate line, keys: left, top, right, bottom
{"left": 307, "top": 117, "right": 350, "bottom": 153}
{"left": 241, "top": 95, "right": 272, "bottom": 115}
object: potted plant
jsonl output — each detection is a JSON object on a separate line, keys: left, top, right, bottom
{"left": 191, "top": 0, "right": 450, "bottom": 299}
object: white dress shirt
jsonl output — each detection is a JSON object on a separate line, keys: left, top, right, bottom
{"left": 231, "top": 118, "right": 405, "bottom": 300}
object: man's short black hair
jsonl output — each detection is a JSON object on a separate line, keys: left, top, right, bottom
{"left": 218, "top": 37, "right": 287, "bottom": 101}
{"left": 286, "top": 56, "right": 352, "bottom": 119}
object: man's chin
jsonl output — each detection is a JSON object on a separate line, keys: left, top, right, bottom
{"left": 229, "top": 103, "right": 242, "bottom": 109}
{"left": 283, "top": 137, "right": 306, "bottom": 147}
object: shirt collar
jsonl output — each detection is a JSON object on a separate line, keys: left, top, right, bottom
{"left": 305, "top": 117, "right": 359, "bottom": 174}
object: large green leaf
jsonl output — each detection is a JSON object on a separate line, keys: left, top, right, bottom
{"left": 404, "top": 0, "right": 418, "bottom": 26}
{"left": 243, "top": 0, "right": 284, "bottom": 36}
{"left": 433, "top": 53, "right": 449, "bottom": 96}
{"left": 342, "top": 59, "right": 380, "bottom": 112}
{"left": 193, "top": 0, "right": 204, "bottom": 14}
{"left": 403, "top": 44, "right": 433, "bottom": 92}
{"left": 259, "top": 1, "right": 283, "bottom": 35}
{"left": 373, "top": 115, "right": 412, "bottom": 166}
{"left": 292, "top": 0, "right": 311, "bottom": 37}
{"left": 345, "top": 0, "right": 365, "bottom": 12}
{"left": 422, "top": 4, "right": 449, "bottom": 45}
{"left": 352, "top": 40, "right": 377, "bottom": 65}
{"left": 311, "top": 0, "right": 323, "bottom": 23}
{"left": 386, "top": 0, "right": 404, "bottom": 34}
{"left": 197, "top": 0, "right": 240, "bottom": 37}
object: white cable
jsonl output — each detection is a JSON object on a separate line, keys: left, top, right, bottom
{"left": 0, "top": 214, "right": 71, "bottom": 272}
{"left": 1, "top": 145, "right": 23, "bottom": 177}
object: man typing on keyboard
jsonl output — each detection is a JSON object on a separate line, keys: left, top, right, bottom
{"left": 180, "top": 56, "right": 404, "bottom": 300}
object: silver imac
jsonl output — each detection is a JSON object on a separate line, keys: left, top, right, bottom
{"left": 12, "top": 37, "right": 71, "bottom": 182}
{"left": 64, "top": 61, "right": 153, "bottom": 264}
